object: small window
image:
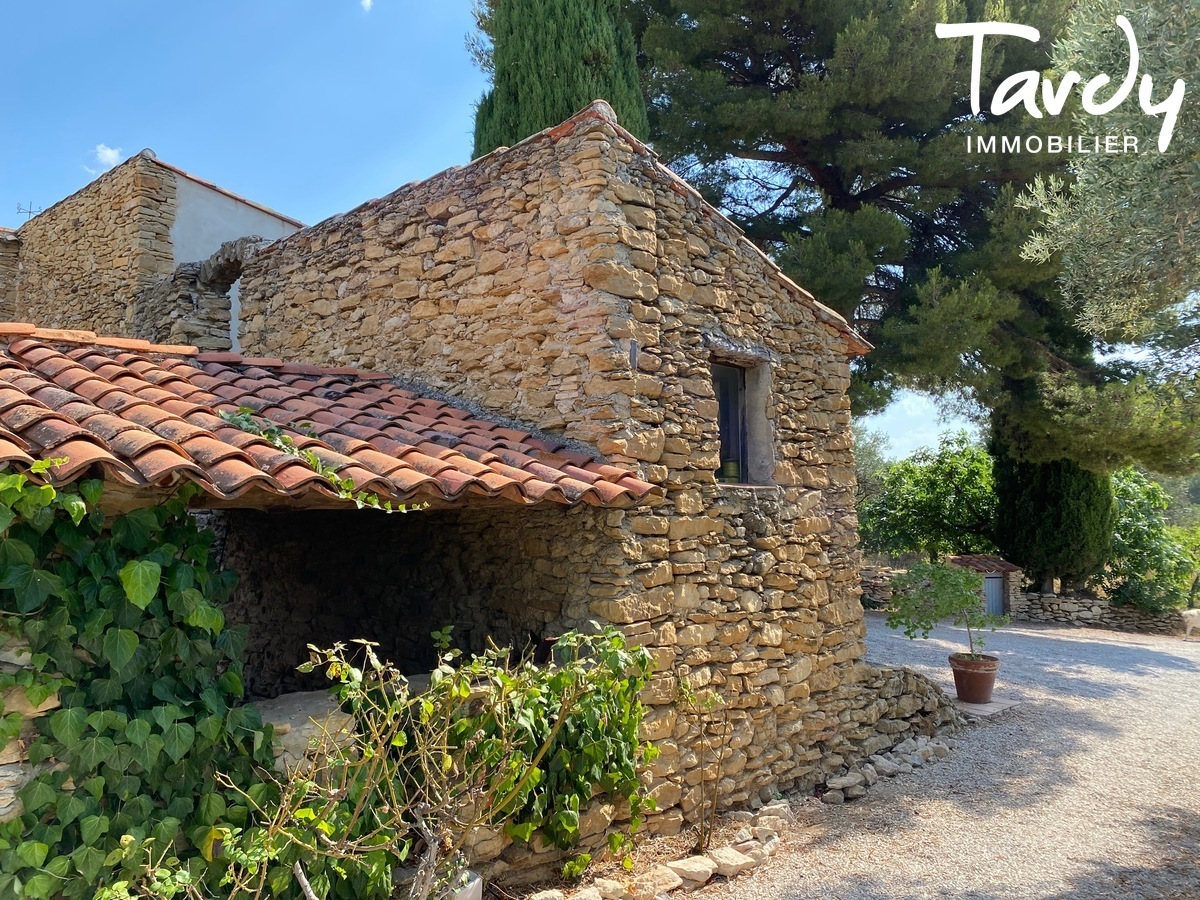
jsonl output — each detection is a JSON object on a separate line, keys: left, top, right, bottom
{"left": 712, "top": 363, "right": 747, "bottom": 483}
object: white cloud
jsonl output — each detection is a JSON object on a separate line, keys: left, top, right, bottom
{"left": 83, "top": 143, "right": 123, "bottom": 175}
{"left": 361, "top": 0, "right": 373, "bottom": 10}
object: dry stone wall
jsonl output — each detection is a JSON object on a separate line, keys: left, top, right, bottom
{"left": 11, "top": 153, "right": 177, "bottom": 333}
{"left": 232, "top": 102, "right": 940, "bottom": 829}
{"left": 0, "top": 235, "right": 18, "bottom": 321}
{"left": 1012, "top": 592, "right": 1186, "bottom": 635}
{"left": 214, "top": 504, "right": 610, "bottom": 699}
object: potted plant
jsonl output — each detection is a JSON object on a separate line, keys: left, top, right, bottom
{"left": 884, "top": 561, "right": 1009, "bottom": 703}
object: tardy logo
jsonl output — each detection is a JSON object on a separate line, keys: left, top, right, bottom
{"left": 936, "top": 16, "right": 1186, "bottom": 154}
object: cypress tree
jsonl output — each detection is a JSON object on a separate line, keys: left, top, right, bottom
{"left": 473, "top": 0, "right": 649, "bottom": 158}
{"left": 992, "top": 440, "right": 1116, "bottom": 591}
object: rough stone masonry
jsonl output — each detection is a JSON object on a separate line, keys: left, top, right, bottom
{"left": 233, "top": 101, "right": 957, "bottom": 835}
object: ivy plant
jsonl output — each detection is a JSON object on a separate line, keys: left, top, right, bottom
{"left": 0, "top": 469, "right": 275, "bottom": 899}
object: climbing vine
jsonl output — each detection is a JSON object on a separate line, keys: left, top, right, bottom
{"left": 0, "top": 469, "right": 274, "bottom": 899}
{"left": 0, "top": 463, "right": 656, "bottom": 899}
{"left": 218, "top": 408, "right": 420, "bottom": 513}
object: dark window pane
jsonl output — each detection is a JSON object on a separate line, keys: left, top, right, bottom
{"left": 713, "top": 363, "right": 746, "bottom": 483}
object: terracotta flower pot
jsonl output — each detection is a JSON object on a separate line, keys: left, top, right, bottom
{"left": 948, "top": 653, "right": 1000, "bottom": 704}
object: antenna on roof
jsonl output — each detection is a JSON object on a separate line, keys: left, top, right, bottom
{"left": 16, "top": 201, "right": 41, "bottom": 221}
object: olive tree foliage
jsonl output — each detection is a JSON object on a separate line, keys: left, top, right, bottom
{"left": 1095, "top": 469, "right": 1199, "bottom": 612}
{"left": 852, "top": 424, "right": 892, "bottom": 508}
{"left": 1021, "top": 0, "right": 1200, "bottom": 337}
{"left": 858, "top": 432, "right": 997, "bottom": 562}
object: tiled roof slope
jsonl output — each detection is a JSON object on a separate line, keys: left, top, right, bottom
{"left": 948, "top": 554, "right": 1023, "bottom": 575}
{"left": 0, "top": 325, "right": 657, "bottom": 509}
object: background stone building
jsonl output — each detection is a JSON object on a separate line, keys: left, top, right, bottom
{"left": 0, "top": 150, "right": 299, "bottom": 346}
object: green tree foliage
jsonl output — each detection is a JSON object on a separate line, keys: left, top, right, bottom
{"left": 472, "top": 0, "right": 649, "bottom": 158}
{"left": 1022, "top": 0, "right": 1200, "bottom": 337}
{"left": 859, "top": 433, "right": 997, "bottom": 562}
{"left": 631, "top": 0, "right": 1200, "bottom": 472}
{"left": 886, "top": 561, "right": 1007, "bottom": 657}
{"left": 992, "top": 442, "right": 1116, "bottom": 588}
{"left": 1096, "top": 469, "right": 1198, "bottom": 612}
{"left": 852, "top": 424, "right": 892, "bottom": 508}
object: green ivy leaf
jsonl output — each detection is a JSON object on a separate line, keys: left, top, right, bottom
{"left": 197, "top": 792, "right": 226, "bottom": 826}
{"left": 0, "top": 537, "right": 34, "bottom": 567}
{"left": 23, "top": 872, "right": 56, "bottom": 900}
{"left": 118, "top": 560, "right": 161, "bottom": 610}
{"left": 125, "top": 718, "right": 151, "bottom": 748}
{"left": 101, "top": 628, "right": 139, "bottom": 675}
{"left": 72, "top": 844, "right": 106, "bottom": 883}
{"left": 87, "top": 710, "right": 127, "bottom": 734}
{"left": 55, "top": 793, "right": 87, "bottom": 826}
{"left": 49, "top": 707, "right": 87, "bottom": 747}
{"left": 79, "top": 814, "right": 109, "bottom": 847}
{"left": 0, "top": 565, "right": 64, "bottom": 611}
{"left": 161, "top": 721, "right": 195, "bottom": 764}
{"left": 79, "top": 480, "right": 104, "bottom": 507}
{"left": 16, "top": 840, "right": 49, "bottom": 869}
{"left": 80, "top": 776, "right": 105, "bottom": 800}
{"left": 17, "top": 779, "right": 56, "bottom": 814}
{"left": 58, "top": 494, "right": 87, "bottom": 527}
{"left": 0, "top": 505, "right": 15, "bottom": 534}
{"left": 111, "top": 508, "right": 157, "bottom": 552}
{"left": 74, "top": 734, "right": 116, "bottom": 771}
{"left": 196, "top": 714, "right": 224, "bottom": 744}
{"left": 185, "top": 603, "right": 224, "bottom": 635}
{"left": 217, "top": 670, "right": 243, "bottom": 697}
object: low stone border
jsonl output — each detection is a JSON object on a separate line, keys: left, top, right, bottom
{"left": 530, "top": 733, "right": 961, "bottom": 900}
{"left": 1012, "top": 592, "right": 1185, "bottom": 635}
{"left": 818, "top": 734, "right": 955, "bottom": 804}
{"left": 527, "top": 800, "right": 792, "bottom": 900}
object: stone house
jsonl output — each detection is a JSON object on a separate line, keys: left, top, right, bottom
{"left": 0, "top": 149, "right": 299, "bottom": 346}
{"left": 0, "top": 102, "right": 957, "bottom": 844}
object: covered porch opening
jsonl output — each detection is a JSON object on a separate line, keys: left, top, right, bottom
{"left": 215, "top": 502, "right": 604, "bottom": 699}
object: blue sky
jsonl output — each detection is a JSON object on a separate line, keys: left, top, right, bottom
{"left": 1, "top": 1, "right": 488, "bottom": 227}
{"left": 1, "top": 0, "right": 963, "bottom": 456}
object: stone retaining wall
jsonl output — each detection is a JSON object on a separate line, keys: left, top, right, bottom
{"left": 859, "top": 566, "right": 905, "bottom": 608}
{"left": 1011, "top": 592, "right": 1186, "bottom": 635}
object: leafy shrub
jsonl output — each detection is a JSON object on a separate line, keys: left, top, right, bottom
{"left": 0, "top": 465, "right": 657, "bottom": 900}
{"left": 207, "top": 631, "right": 657, "bottom": 899}
{"left": 859, "top": 432, "right": 997, "bottom": 562}
{"left": 886, "top": 561, "right": 1008, "bottom": 657}
{"left": 0, "top": 469, "right": 275, "bottom": 899}
{"left": 1096, "top": 469, "right": 1198, "bottom": 612}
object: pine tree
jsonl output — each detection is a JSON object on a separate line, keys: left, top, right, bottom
{"left": 629, "top": 0, "right": 1200, "bottom": 471}
{"left": 992, "top": 440, "right": 1116, "bottom": 589}
{"left": 472, "top": 0, "right": 649, "bottom": 158}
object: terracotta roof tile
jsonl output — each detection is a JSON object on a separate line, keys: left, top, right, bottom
{"left": 948, "top": 554, "right": 1023, "bottom": 575}
{"left": 0, "top": 329, "right": 660, "bottom": 509}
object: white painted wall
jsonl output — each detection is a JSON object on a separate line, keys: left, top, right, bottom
{"left": 169, "top": 173, "right": 300, "bottom": 351}
{"left": 170, "top": 175, "right": 299, "bottom": 265}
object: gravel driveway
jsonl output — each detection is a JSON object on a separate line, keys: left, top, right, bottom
{"left": 701, "top": 612, "right": 1200, "bottom": 899}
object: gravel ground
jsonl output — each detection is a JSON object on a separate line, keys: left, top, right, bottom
{"left": 699, "top": 612, "right": 1200, "bottom": 900}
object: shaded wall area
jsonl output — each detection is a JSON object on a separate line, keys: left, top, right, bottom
{"left": 215, "top": 504, "right": 613, "bottom": 698}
